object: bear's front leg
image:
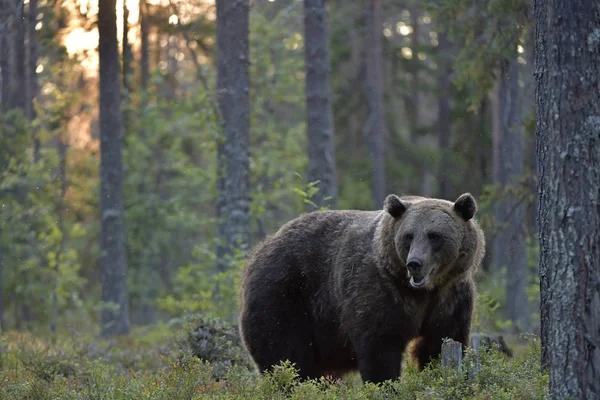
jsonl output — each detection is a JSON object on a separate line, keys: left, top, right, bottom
{"left": 412, "top": 281, "right": 474, "bottom": 370}
{"left": 353, "top": 334, "right": 408, "bottom": 384}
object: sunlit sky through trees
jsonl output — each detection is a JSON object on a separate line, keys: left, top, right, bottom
{"left": 61, "top": 0, "right": 215, "bottom": 74}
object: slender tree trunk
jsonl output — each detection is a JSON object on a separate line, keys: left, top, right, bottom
{"left": 122, "top": 0, "right": 132, "bottom": 135}
{"left": 26, "top": 0, "right": 39, "bottom": 159}
{"left": 0, "top": 0, "right": 8, "bottom": 330}
{"left": 0, "top": 1, "right": 7, "bottom": 111}
{"left": 215, "top": 0, "right": 250, "bottom": 277}
{"left": 5, "top": 0, "right": 32, "bottom": 326}
{"left": 437, "top": 31, "right": 452, "bottom": 200}
{"left": 403, "top": 6, "right": 424, "bottom": 195}
{"left": 0, "top": 215, "right": 3, "bottom": 331}
{"left": 10, "top": 0, "right": 25, "bottom": 111}
{"left": 122, "top": 2, "right": 132, "bottom": 93}
{"left": 492, "top": 58, "right": 530, "bottom": 333}
{"left": 408, "top": 7, "right": 419, "bottom": 145}
{"left": 364, "top": 0, "right": 386, "bottom": 207}
{"left": 304, "top": 0, "right": 337, "bottom": 210}
{"left": 139, "top": 0, "right": 149, "bottom": 89}
{"left": 98, "top": 0, "right": 130, "bottom": 337}
{"left": 51, "top": 135, "right": 68, "bottom": 335}
{"left": 535, "top": 0, "right": 600, "bottom": 397}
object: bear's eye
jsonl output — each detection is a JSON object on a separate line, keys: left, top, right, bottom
{"left": 427, "top": 232, "right": 443, "bottom": 244}
{"left": 403, "top": 233, "right": 413, "bottom": 248}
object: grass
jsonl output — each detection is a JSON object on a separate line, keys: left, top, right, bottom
{"left": 0, "top": 315, "right": 548, "bottom": 399}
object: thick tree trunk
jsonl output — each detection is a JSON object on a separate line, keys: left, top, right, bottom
{"left": 535, "top": 0, "right": 600, "bottom": 397}
{"left": 215, "top": 0, "right": 250, "bottom": 275}
{"left": 364, "top": 0, "right": 386, "bottom": 207}
{"left": 98, "top": 0, "right": 130, "bottom": 337}
{"left": 437, "top": 31, "right": 452, "bottom": 200}
{"left": 304, "top": 0, "right": 337, "bottom": 210}
{"left": 491, "top": 58, "right": 530, "bottom": 333}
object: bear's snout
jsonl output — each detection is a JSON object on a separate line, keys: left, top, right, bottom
{"left": 407, "top": 258, "right": 423, "bottom": 275}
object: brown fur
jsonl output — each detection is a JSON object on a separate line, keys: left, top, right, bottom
{"left": 239, "top": 193, "right": 485, "bottom": 384}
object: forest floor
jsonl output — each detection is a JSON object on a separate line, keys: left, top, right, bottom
{"left": 0, "top": 315, "right": 548, "bottom": 399}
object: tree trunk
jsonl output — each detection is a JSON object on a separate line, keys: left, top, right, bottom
{"left": 437, "top": 31, "right": 452, "bottom": 200}
{"left": 51, "top": 134, "right": 68, "bottom": 335}
{"left": 0, "top": 0, "right": 8, "bottom": 111}
{"left": 98, "top": 0, "right": 130, "bottom": 337}
{"left": 122, "top": 0, "right": 132, "bottom": 135}
{"left": 304, "top": 0, "right": 337, "bottom": 211}
{"left": 491, "top": 58, "right": 531, "bottom": 333}
{"left": 26, "top": 0, "right": 39, "bottom": 159}
{"left": 10, "top": 0, "right": 25, "bottom": 111}
{"left": 535, "top": 0, "right": 600, "bottom": 397}
{"left": 122, "top": 1, "right": 132, "bottom": 94}
{"left": 364, "top": 0, "right": 386, "bottom": 207}
{"left": 215, "top": 0, "right": 250, "bottom": 276}
{"left": 139, "top": 0, "right": 149, "bottom": 89}
{"left": 4, "top": 0, "right": 32, "bottom": 326}
{"left": 0, "top": 215, "right": 3, "bottom": 331}
{"left": 503, "top": 59, "right": 530, "bottom": 333}
{"left": 1, "top": 0, "right": 25, "bottom": 112}
{"left": 408, "top": 6, "right": 420, "bottom": 145}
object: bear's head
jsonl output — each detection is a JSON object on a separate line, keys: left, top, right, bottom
{"left": 381, "top": 193, "right": 484, "bottom": 290}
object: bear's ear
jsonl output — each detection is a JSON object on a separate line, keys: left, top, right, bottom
{"left": 454, "top": 193, "right": 477, "bottom": 220}
{"left": 384, "top": 194, "right": 409, "bottom": 219}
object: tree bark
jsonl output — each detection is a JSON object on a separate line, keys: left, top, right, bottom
{"left": 98, "top": 0, "right": 130, "bottom": 337}
{"left": 364, "top": 0, "right": 386, "bottom": 207}
{"left": 304, "top": 0, "right": 338, "bottom": 210}
{"left": 535, "top": 0, "right": 600, "bottom": 397}
{"left": 215, "top": 0, "right": 250, "bottom": 275}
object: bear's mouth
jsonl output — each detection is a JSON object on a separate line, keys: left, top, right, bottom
{"left": 408, "top": 267, "right": 437, "bottom": 288}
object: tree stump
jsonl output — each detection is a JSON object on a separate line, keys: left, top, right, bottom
{"left": 441, "top": 339, "right": 463, "bottom": 369}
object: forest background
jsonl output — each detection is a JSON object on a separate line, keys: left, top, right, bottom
{"left": 0, "top": 0, "right": 536, "bottom": 337}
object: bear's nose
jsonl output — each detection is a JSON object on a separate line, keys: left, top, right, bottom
{"left": 407, "top": 258, "right": 423, "bottom": 275}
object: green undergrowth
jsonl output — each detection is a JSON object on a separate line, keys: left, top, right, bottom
{"left": 0, "top": 316, "right": 548, "bottom": 400}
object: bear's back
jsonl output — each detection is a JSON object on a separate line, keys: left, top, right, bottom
{"left": 243, "top": 209, "right": 381, "bottom": 283}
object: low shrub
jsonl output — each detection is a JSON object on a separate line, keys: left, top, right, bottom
{"left": 0, "top": 319, "right": 548, "bottom": 400}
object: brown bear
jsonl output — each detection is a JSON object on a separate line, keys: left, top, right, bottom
{"left": 239, "top": 193, "right": 485, "bottom": 384}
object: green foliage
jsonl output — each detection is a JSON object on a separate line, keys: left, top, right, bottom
{"left": 0, "top": 82, "right": 87, "bottom": 328}
{"left": 426, "top": 0, "right": 531, "bottom": 106}
{"left": 0, "top": 324, "right": 548, "bottom": 399}
{"left": 292, "top": 177, "right": 332, "bottom": 212}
